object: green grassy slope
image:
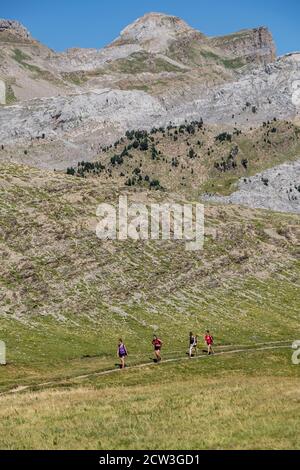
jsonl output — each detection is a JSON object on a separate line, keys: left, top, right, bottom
{"left": 0, "top": 120, "right": 299, "bottom": 449}
{"left": 66, "top": 120, "right": 300, "bottom": 196}
{"left": 0, "top": 161, "right": 299, "bottom": 393}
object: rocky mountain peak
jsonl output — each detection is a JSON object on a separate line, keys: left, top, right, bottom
{"left": 112, "top": 12, "right": 204, "bottom": 52}
{"left": 0, "top": 18, "right": 32, "bottom": 40}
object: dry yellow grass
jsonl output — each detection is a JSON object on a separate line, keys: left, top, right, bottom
{"left": 0, "top": 372, "right": 299, "bottom": 450}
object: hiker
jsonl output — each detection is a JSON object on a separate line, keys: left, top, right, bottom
{"left": 204, "top": 330, "right": 214, "bottom": 355}
{"left": 189, "top": 332, "right": 197, "bottom": 358}
{"left": 117, "top": 338, "right": 128, "bottom": 369}
{"left": 152, "top": 335, "right": 163, "bottom": 362}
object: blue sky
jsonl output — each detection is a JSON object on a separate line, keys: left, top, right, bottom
{"left": 1, "top": 0, "right": 299, "bottom": 55}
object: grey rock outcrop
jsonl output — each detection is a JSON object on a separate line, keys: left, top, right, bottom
{"left": 0, "top": 19, "right": 32, "bottom": 40}
{"left": 0, "top": 88, "right": 166, "bottom": 143}
{"left": 203, "top": 160, "right": 300, "bottom": 214}
{"left": 0, "top": 79, "right": 5, "bottom": 104}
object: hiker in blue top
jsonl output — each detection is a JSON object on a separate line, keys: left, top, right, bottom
{"left": 117, "top": 338, "right": 128, "bottom": 369}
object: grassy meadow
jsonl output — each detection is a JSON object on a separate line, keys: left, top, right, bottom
{"left": 0, "top": 348, "right": 299, "bottom": 449}
{"left": 0, "top": 120, "right": 299, "bottom": 448}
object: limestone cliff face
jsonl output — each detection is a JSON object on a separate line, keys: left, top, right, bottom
{"left": 210, "top": 27, "right": 276, "bottom": 65}
{"left": 0, "top": 53, "right": 299, "bottom": 168}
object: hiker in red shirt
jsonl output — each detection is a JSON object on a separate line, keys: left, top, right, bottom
{"left": 152, "top": 335, "right": 163, "bottom": 362}
{"left": 204, "top": 330, "right": 214, "bottom": 355}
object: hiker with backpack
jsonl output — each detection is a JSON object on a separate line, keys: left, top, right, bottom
{"left": 117, "top": 338, "right": 128, "bottom": 369}
{"left": 189, "top": 332, "right": 197, "bottom": 358}
{"left": 152, "top": 335, "right": 163, "bottom": 362}
{"left": 204, "top": 330, "right": 214, "bottom": 355}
